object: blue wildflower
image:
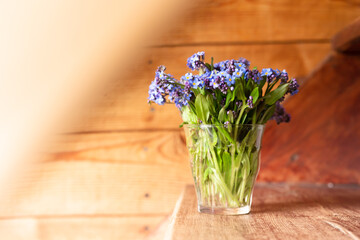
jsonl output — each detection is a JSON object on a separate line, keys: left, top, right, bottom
{"left": 288, "top": 78, "right": 299, "bottom": 95}
{"left": 273, "top": 69, "right": 281, "bottom": 77}
{"left": 199, "top": 71, "right": 211, "bottom": 88}
{"left": 181, "top": 72, "right": 194, "bottom": 83}
{"left": 235, "top": 62, "right": 247, "bottom": 70}
{"left": 247, "top": 96, "right": 254, "bottom": 108}
{"left": 181, "top": 73, "right": 206, "bottom": 89}
{"left": 213, "top": 72, "right": 230, "bottom": 92}
{"left": 236, "top": 101, "right": 242, "bottom": 108}
{"left": 200, "top": 70, "right": 211, "bottom": 78}
{"left": 208, "top": 70, "right": 219, "bottom": 88}
{"left": 280, "top": 70, "right": 289, "bottom": 83}
{"left": 271, "top": 102, "right": 290, "bottom": 124}
{"left": 209, "top": 70, "right": 219, "bottom": 79}
{"left": 226, "top": 59, "right": 237, "bottom": 75}
{"left": 156, "top": 65, "right": 166, "bottom": 73}
{"left": 267, "top": 69, "right": 280, "bottom": 82}
{"left": 211, "top": 76, "right": 222, "bottom": 89}
{"left": 148, "top": 66, "right": 174, "bottom": 105}
{"left": 196, "top": 78, "right": 205, "bottom": 88}
{"left": 218, "top": 71, "right": 228, "bottom": 78}
{"left": 190, "top": 75, "right": 202, "bottom": 89}
{"left": 219, "top": 81, "right": 228, "bottom": 94}
{"left": 227, "top": 110, "right": 237, "bottom": 119}
{"left": 238, "top": 57, "right": 250, "bottom": 68}
{"left": 245, "top": 69, "right": 261, "bottom": 84}
{"left": 214, "top": 60, "right": 229, "bottom": 71}
{"left": 169, "top": 87, "right": 191, "bottom": 109}
{"left": 261, "top": 68, "right": 273, "bottom": 77}
{"left": 226, "top": 74, "right": 235, "bottom": 86}
{"left": 233, "top": 68, "right": 245, "bottom": 79}
{"left": 187, "top": 52, "right": 205, "bottom": 71}
{"left": 149, "top": 65, "right": 192, "bottom": 109}
{"left": 148, "top": 80, "right": 166, "bottom": 105}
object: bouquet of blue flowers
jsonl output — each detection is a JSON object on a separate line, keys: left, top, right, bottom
{"left": 148, "top": 52, "right": 299, "bottom": 214}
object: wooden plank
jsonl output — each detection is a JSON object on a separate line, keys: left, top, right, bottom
{"left": 46, "top": 131, "right": 188, "bottom": 165}
{"left": 260, "top": 53, "right": 360, "bottom": 184}
{"left": 0, "top": 216, "right": 165, "bottom": 240}
{"left": 71, "top": 43, "right": 330, "bottom": 132}
{"left": 151, "top": 0, "right": 360, "bottom": 45}
{"left": 0, "top": 160, "right": 192, "bottom": 217}
{"left": 0, "top": 131, "right": 193, "bottom": 217}
{"left": 146, "top": 215, "right": 172, "bottom": 240}
{"left": 168, "top": 184, "right": 360, "bottom": 240}
{"left": 332, "top": 17, "right": 360, "bottom": 53}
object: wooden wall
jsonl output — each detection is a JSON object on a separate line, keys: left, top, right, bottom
{"left": 1, "top": 1, "right": 359, "bottom": 239}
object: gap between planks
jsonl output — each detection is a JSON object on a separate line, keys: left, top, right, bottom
{"left": 0, "top": 213, "right": 168, "bottom": 220}
{"left": 62, "top": 128, "right": 182, "bottom": 135}
{"left": 148, "top": 39, "right": 330, "bottom": 48}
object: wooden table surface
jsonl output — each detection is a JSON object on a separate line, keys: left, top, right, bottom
{"left": 166, "top": 184, "right": 360, "bottom": 240}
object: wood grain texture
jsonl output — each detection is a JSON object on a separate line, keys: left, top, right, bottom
{"left": 0, "top": 132, "right": 192, "bottom": 216}
{"left": 0, "top": 131, "right": 189, "bottom": 238}
{"left": 4, "top": 2, "right": 359, "bottom": 240}
{"left": 0, "top": 161, "right": 192, "bottom": 217}
{"left": 152, "top": 0, "right": 360, "bottom": 46}
{"left": 46, "top": 131, "right": 188, "bottom": 166}
{"left": 260, "top": 52, "right": 360, "bottom": 184}
{"left": 0, "top": 216, "right": 165, "bottom": 240}
{"left": 168, "top": 184, "right": 360, "bottom": 240}
{"left": 332, "top": 17, "right": 360, "bottom": 53}
{"left": 71, "top": 43, "right": 330, "bottom": 132}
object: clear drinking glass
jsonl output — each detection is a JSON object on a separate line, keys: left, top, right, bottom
{"left": 183, "top": 124, "right": 265, "bottom": 215}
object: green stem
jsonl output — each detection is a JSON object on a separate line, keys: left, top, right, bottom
{"left": 229, "top": 104, "right": 247, "bottom": 191}
{"left": 205, "top": 130, "right": 239, "bottom": 206}
{"left": 238, "top": 152, "right": 251, "bottom": 203}
{"left": 216, "top": 125, "right": 236, "bottom": 145}
{"left": 252, "top": 111, "right": 257, "bottom": 124}
{"left": 266, "top": 78, "right": 280, "bottom": 94}
{"left": 239, "top": 169, "right": 247, "bottom": 203}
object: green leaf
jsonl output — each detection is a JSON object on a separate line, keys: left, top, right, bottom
{"left": 224, "top": 90, "right": 232, "bottom": 108}
{"left": 202, "top": 167, "right": 211, "bottom": 183}
{"left": 231, "top": 84, "right": 241, "bottom": 103}
{"left": 218, "top": 107, "right": 227, "bottom": 122}
{"left": 181, "top": 105, "right": 197, "bottom": 124}
{"left": 179, "top": 122, "right": 187, "bottom": 128}
{"left": 222, "top": 151, "right": 232, "bottom": 184}
{"left": 235, "top": 80, "right": 246, "bottom": 102}
{"left": 228, "top": 110, "right": 234, "bottom": 123}
{"left": 222, "top": 151, "right": 231, "bottom": 164}
{"left": 227, "top": 123, "right": 232, "bottom": 133}
{"left": 188, "top": 102, "right": 196, "bottom": 114}
{"left": 260, "top": 104, "right": 276, "bottom": 123}
{"left": 211, "top": 128, "right": 218, "bottom": 146}
{"left": 246, "top": 79, "right": 253, "bottom": 95}
{"left": 250, "top": 87, "right": 259, "bottom": 104}
{"left": 264, "top": 83, "right": 289, "bottom": 105}
{"left": 206, "top": 94, "right": 216, "bottom": 115}
{"left": 195, "top": 94, "right": 210, "bottom": 123}
{"left": 243, "top": 153, "right": 251, "bottom": 176}
{"left": 205, "top": 63, "right": 212, "bottom": 71}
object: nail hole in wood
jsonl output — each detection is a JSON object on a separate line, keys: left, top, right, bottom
{"left": 290, "top": 153, "right": 299, "bottom": 162}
